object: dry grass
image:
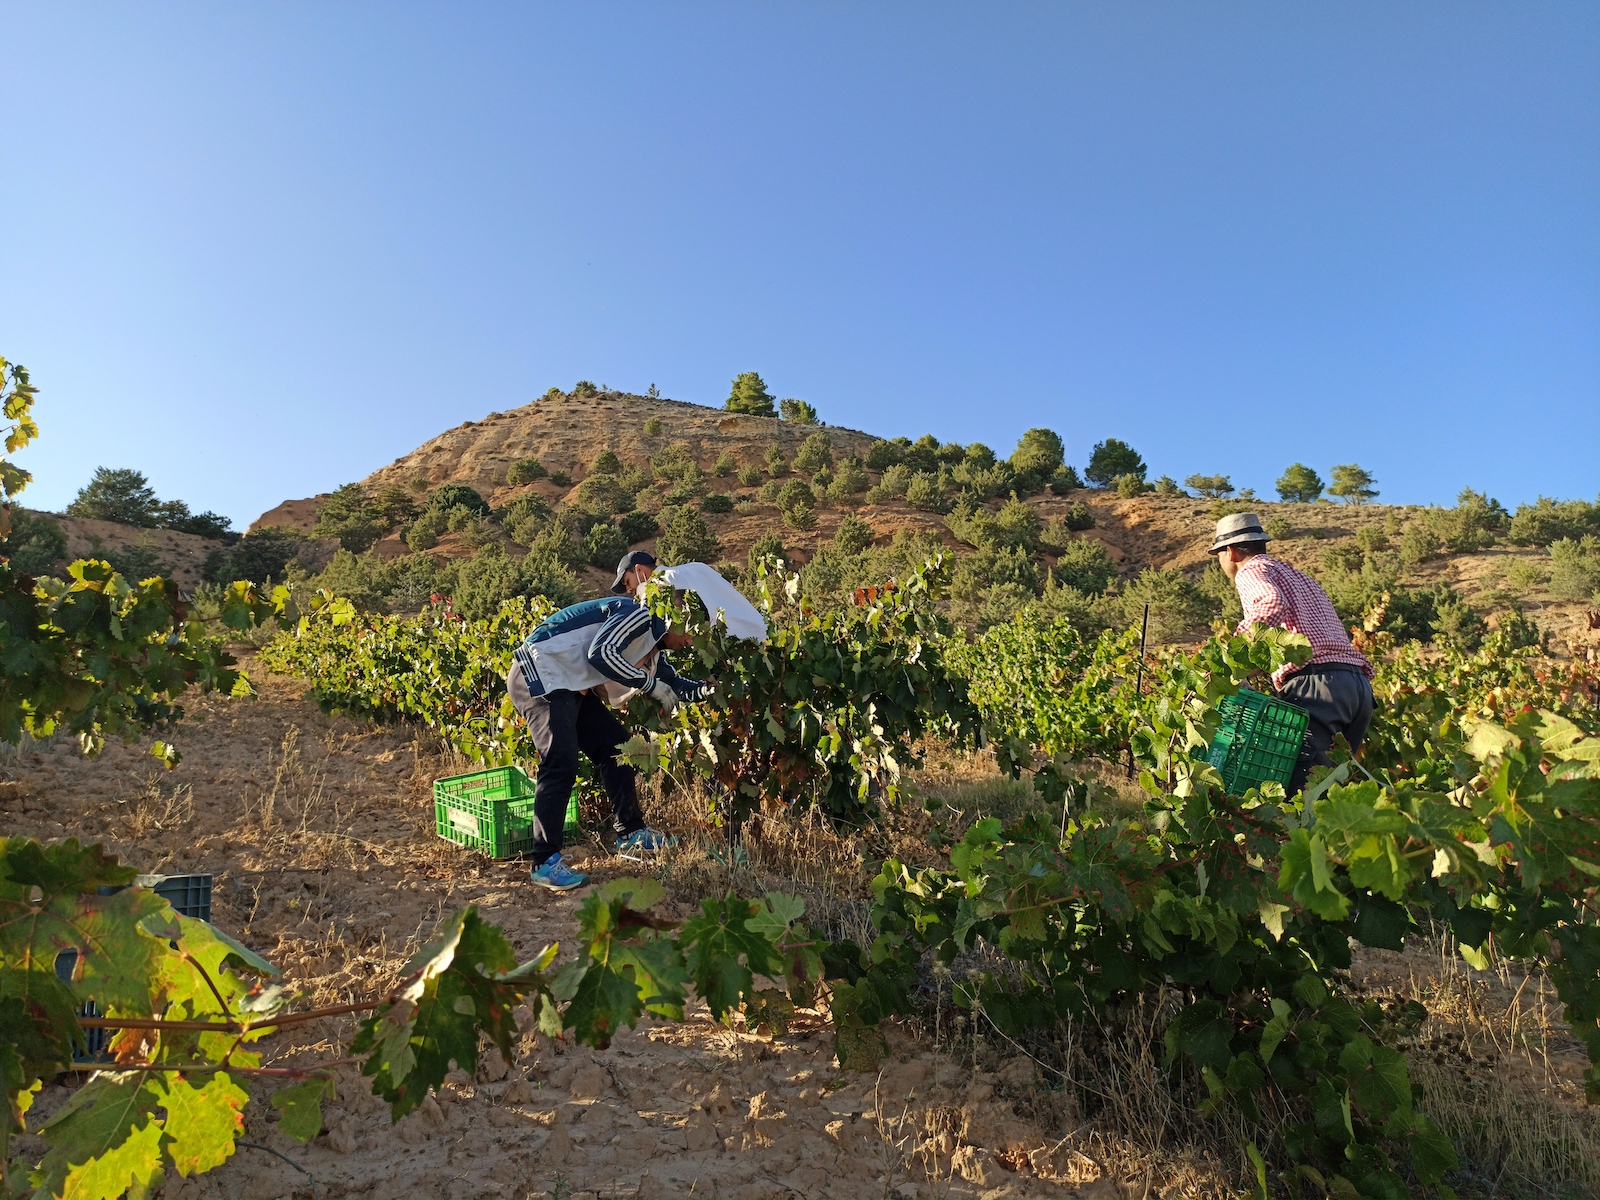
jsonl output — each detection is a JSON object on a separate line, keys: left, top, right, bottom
{"left": 1352, "top": 932, "right": 1600, "bottom": 1198}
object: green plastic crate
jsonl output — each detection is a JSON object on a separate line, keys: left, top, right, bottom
{"left": 434, "top": 766, "right": 541, "bottom": 858}
{"left": 1206, "top": 688, "right": 1309, "bottom": 794}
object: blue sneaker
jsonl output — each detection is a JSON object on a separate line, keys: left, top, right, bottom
{"left": 614, "top": 828, "right": 678, "bottom": 857}
{"left": 530, "top": 853, "right": 588, "bottom": 891}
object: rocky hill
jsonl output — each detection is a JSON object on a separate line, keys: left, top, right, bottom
{"left": 243, "top": 388, "right": 1598, "bottom": 655}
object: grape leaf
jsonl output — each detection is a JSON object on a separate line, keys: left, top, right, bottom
{"left": 352, "top": 906, "right": 545, "bottom": 1118}
{"left": 271, "top": 1077, "right": 337, "bottom": 1144}
{"left": 32, "top": 1073, "right": 164, "bottom": 1200}
{"left": 680, "top": 894, "right": 783, "bottom": 1021}
{"left": 0, "top": 839, "right": 171, "bottom": 1018}
{"left": 561, "top": 881, "right": 689, "bottom": 1046}
{"left": 155, "top": 1073, "right": 248, "bottom": 1177}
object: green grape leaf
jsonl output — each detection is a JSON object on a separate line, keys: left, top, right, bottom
{"left": 1408, "top": 1118, "right": 1458, "bottom": 1184}
{"left": 32, "top": 1073, "right": 165, "bottom": 1200}
{"left": 270, "top": 1076, "right": 337, "bottom": 1144}
{"left": 680, "top": 894, "right": 784, "bottom": 1021}
{"left": 352, "top": 906, "right": 542, "bottom": 1118}
{"left": 0, "top": 840, "right": 171, "bottom": 1018}
{"left": 562, "top": 881, "right": 689, "bottom": 1046}
{"left": 1351, "top": 896, "right": 1409, "bottom": 952}
{"left": 155, "top": 1073, "right": 248, "bottom": 1177}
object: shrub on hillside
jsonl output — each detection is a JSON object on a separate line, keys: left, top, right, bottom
{"left": 575, "top": 473, "right": 634, "bottom": 515}
{"left": 701, "top": 492, "right": 734, "bottom": 514}
{"left": 590, "top": 449, "right": 622, "bottom": 475}
{"left": 548, "top": 468, "right": 573, "bottom": 487}
{"left": 451, "top": 544, "right": 579, "bottom": 620}
{"left": 737, "top": 463, "right": 764, "bottom": 487}
{"left": 726, "top": 371, "right": 777, "bottom": 417}
{"left": 1049, "top": 465, "right": 1084, "bottom": 495}
{"left": 424, "top": 483, "right": 491, "bottom": 517}
{"left": 0, "top": 509, "right": 68, "bottom": 575}
{"left": 1008, "top": 428, "right": 1065, "bottom": 490}
{"left": 572, "top": 380, "right": 600, "bottom": 396}
{"left": 618, "top": 509, "right": 660, "bottom": 544}
{"left": 833, "top": 514, "right": 874, "bottom": 555}
{"left": 776, "top": 480, "right": 815, "bottom": 513}
{"left": 205, "top": 526, "right": 306, "bottom": 585}
{"left": 865, "top": 439, "right": 905, "bottom": 471}
{"left": 1184, "top": 474, "right": 1234, "bottom": 499}
{"left": 643, "top": 416, "right": 663, "bottom": 437}
{"left": 1114, "top": 473, "right": 1152, "bottom": 498}
{"left": 779, "top": 398, "right": 818, "bottom": 424}
{"left": 1050, "top": 538, "right": 1116, "bottom": 595}
{"left": 904, "top": 471, "right": 952, "bottom": 513}
{"left": 650, "top": 442, "right": 699, "bottom": 483}
{"left": 763, "top": 444, "right": 789, "bottom": 477}
{"left": 369, "top": 483, "right": 419, "bottom": 529}
{"left": 583, "top": 522, "right": 629, "bottom": 569}
{"left": 1418, "top": 488, "right": 1508, "bottom": 553}
{"left": 1508, "top": 496, "right": 1599, "bottom": 546}
{"left": 782, "top": 502, "right": 817, "bottom": 531}
{"left": 656, "top": 505, "right": 721, "bottom": 564}
{"left": 507, "top": 457, "right": 547, "bottom": 485}
{"left": 1061, "top": 501, "right": 1095, "bottom": 532}
{"left": 1264, "top": 515, "right": 1293, "bottom": 541}
{"left": 1276, "top": 463, "right": 1324, "bottom": 503}
{"left": 1355, "top": 526, "right": 1389, "bottom": 554}
{"left": 1116, "top": 567, "right": 1219, "bottom": 643}
{"left": 794, "top": 432, "right": 833, "bottom": 474}
{"left": 825, "top": 461, "right": 869, "bottom": 503}
{"left": 713, "top": 450, "right": 737, "bottom": 476}
{"left": 1085, "top": 439, "right": 1145, "bottom": 487}
{"left": 1549, "top": 536, "right": 1600, "bottom": 602}
{"left": 313, "top": 483, "right": 384, "bottom": 553}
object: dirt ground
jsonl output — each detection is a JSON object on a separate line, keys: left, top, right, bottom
{"left": 2, "top": 662, "right": 1209, "bottom": 1200}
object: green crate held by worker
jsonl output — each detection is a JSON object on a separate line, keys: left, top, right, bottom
{"left": 1206, "top": 688, "right": 1308, "bottom": 794}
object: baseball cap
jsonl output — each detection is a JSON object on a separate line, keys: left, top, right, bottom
{"left": 612, "top": 550, "right": 657, "bottom": 593}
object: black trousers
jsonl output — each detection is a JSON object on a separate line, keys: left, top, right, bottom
{"left": 1278, "top": 664, "right": 1374, "bottom": 795}
{"left": 506, "top": 668, "right": 644, "bottom": 864}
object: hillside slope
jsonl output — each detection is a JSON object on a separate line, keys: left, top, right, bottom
{"left": 247, "top": 388, "right": 1598, "bottom": 652}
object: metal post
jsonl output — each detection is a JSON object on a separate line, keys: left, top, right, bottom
{"left": 1127, "top": 604, "right": 1150, "bottom": 780}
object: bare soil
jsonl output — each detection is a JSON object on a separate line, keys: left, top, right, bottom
{"left": 3, "top": 661, "right": 1224, "bottom": 1200}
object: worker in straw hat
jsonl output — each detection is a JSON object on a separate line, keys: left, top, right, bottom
{"left": 1208, "top": 512, "right": 1374, "bottom": 794}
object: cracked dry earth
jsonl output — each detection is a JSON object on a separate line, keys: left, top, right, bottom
{"left": 2, "top": 661, "right": 1158, "bottom": 1200}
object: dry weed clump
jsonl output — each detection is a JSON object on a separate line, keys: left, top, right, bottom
{"left": 1351, "top": 931, "right": 1600, "bottom": 1197}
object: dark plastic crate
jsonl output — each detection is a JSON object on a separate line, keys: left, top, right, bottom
{"left": 54, "top": 949, "right": 113, "bottom": 1062}
{"left": 137, "top": 873, "right": 212, "bottom": 923}
{"left": 59, "top": 873, "right": 212, "bottom": 1063}
{"left": 434, "top": 766, "right": 540, "bottom": 858}
{"left": 1206, "top": 688, "right": 1309, "bottom": 794}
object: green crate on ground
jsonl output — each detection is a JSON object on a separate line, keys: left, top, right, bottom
{"left": 434, "top": 765, "right": 541, "bottom": 858}
{"left": 1206, "top": 688, "right": 1309, "bottom": 794}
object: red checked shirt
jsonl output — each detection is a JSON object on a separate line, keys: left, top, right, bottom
{"left": 1232, "top": 555, "right": 1373, "bottom": 689}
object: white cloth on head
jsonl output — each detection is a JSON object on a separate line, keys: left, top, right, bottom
{"left": 651, "top": 562, "right": 769, "bottom": 642}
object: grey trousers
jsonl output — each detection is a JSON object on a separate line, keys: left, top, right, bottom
{"left": 1277, "top": 665, "right": 1374, "bottom": 795}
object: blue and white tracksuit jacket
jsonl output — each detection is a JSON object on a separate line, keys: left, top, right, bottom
{"left": 511, "top": 596, "right": 700, "bottom": 699}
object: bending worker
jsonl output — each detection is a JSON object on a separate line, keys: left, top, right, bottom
{"left": 1208, "top": 512, "right": 1374, "bottom": 794}
{"left": 506, "top": 550, "right": 711, "bottom": 891}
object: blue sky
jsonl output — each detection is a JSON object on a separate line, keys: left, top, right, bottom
{"left": 4, "top": 3, "right": 1596, "bottom": 525}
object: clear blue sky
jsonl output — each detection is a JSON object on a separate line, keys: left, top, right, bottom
{"left": 4, "top": 3, "right": 1597, "bottom": 525}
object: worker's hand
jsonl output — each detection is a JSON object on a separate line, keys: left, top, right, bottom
{"left": 672, "top": 677, "right": 714, "bottom": 703}
{"left": 646, "top": 678, "right": 680, "bottom": 715}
